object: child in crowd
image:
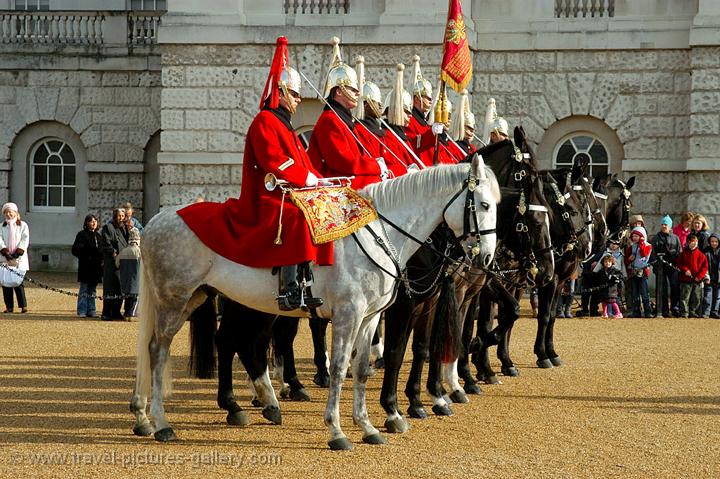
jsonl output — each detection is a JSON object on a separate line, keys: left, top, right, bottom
{"left": 676, "top": 233, "right": 708, "bottom": 318}
{"left": 593, "top": 238, "right": 627, "bottom": 311}
{"left": 116, "top": 227, "right": 141, "bottom": 320}
{"left": 595, "top": 253, "right": 624, "bottom": 318}
{"left": 624, "top": 226, "right": 653, "bottom": 318}
{"left": 673, "top": 212, "right": 694, "bottom": 249}
{"left": 703, "top": 233, "right": 720, "bottom": 319}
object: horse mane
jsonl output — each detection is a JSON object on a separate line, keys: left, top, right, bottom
{"left": 362, "top": 164, "right": 500, "bottom": 212}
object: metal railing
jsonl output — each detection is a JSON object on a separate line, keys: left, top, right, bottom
{"left": 284, "top": 0, "right": 349, "bottom": 14}
{"left": 555, "top": 0, "right": 614, "bottom": 18}
{"left": 0, "top": 12, "right": 104, "bottom": 44}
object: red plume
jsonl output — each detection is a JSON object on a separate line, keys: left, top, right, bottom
{"left": 260, "top": 36, "right": 290, "bottom": 110}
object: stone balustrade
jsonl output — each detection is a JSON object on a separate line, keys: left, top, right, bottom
{"left": 0, "top": 10, "right": 163, "bottom": 46}
{"left": 555, "top": 0, "right": 615, "bottom": 18}
{"left": 284, "top": 0, "right": 349, "bottom": 14}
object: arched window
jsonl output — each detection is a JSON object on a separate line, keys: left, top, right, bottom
{"left": 553, "top": 133, "right": 610, "bottom": 177}
{"left": 30, "top": 138, "right": 76, "bottom": 211}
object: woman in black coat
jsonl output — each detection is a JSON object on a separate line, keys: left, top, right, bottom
{"left": 100, "top": 208, "right": 128, "bottom": 320}
{"left": 71, "top": 214, "right": 103, "bottom": 318}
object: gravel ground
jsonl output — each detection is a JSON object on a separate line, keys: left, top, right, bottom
{"left": 0, "top": 272, "right": 718, "bottom": 478}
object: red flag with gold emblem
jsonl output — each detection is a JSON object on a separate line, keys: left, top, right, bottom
{"left": 440, "top": 0, "right": 472, "bottom": 93}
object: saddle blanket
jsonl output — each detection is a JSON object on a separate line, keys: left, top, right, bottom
{"left": 290, "top": 186, "right": 377, "bottom": 244}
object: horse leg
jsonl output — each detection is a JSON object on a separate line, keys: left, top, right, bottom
{"left": 351, "top": 314, "right": 386, "bottom": 445}
{"left": 215, "top": 310, "right": 250, "bottom": 426}
{"left": 371, "top": 318, "right": 385, "bottom": 369}
{"left": 427, "top": 355, "right": 453, "bottom": 416}
{"left": 458, "top": 294, "right": 483, "bottom": 393}
{"left": 273, "top": 316, "right": 310, "bottom": 401}
{"left": 238, "top": 310, "right": 281, "bottom": 425}
{"left": 534, "top": 280, "right": 558, "bottom": 369}
{"left": 148, "top": 333, "right": 177, "bottom": 441}
{"left": 405, "top": 302, "right": 431, "bottom": 419}
{"left": 473, "top": 291, "right": 499, "bottom": 383}
{"left": 325, "top": 307, "right": 363, "bottom": 451}
{"left": 310, "top": 316, "right": 330, "bottom": 388}
{"left": 546, "top": 312, "right": 563, "bottom": 366}
{"left": 380, "top": 295, "right": 414, "bottom": 433}
{"left": 444, "top": 359, "right": 469, "bottom": 403}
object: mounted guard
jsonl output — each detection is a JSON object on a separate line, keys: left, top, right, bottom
{"left": 450, "top": 89, "right": 477, "bottom": 155}
{"left": 483, "top": 97, "right": 509, "bottom": 145}
{"left": 177, "top": 36, "right": 330, "bottom": 311}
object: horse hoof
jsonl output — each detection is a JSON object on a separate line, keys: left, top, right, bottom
{"left": 154, "top": 427, "right": 177, "bottom": 442}
{"left": 363, "top": 433, "right": 387, "bottom": 445}
{"left": 536, "top": 358, "right": 554, "bottom": 369}
{"left": 289, "top": 388, "right": 311, "bottom": 402}
{"left": 313, "top": 373, "right": 330, "bottom": 388}
{"left": 501, "top": 366, "right": 520, "bottom": 377}
{"left": 449, "top": 390, "right": 469, "bottom": 404}
{"left": 432, "top": 404, "right": 453, "bottom": 416}
{"left": 328, "top": 437, "right": 353, "bottom": 451}
{"left": 280, "top": 388, "right": 290, "bottom": 400}
{"left": 226, "top": 410, "right": 251, "bottom": 426}
{"left": 374, "top": 358, "right": 385, "bottom": 369}
{"left": 550, "top": 356, "right": 564, "bottom": 367}
{"left": 385, "top": 416, "right": 410, "bottom": 434}
{"left": 133, "top": 423, "right": 154, "bottom": 437}
{"left": 251, "top": 398, "right": 262, "bottom": 407}
{"left": 262, "top": 406, "right": 282, "bottom": 425}
{"left": 407, "top": 406, "right": 427, "bottom": 419}
{"left": 485, "top": 375, "right": 502, "bottom": 385}
{"left": 464, "top": 382, "right": 483, "bottom": 395}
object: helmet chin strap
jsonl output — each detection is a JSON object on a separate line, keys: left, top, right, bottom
{"left": 365, "top": 100, "right": 382, "bottom": 119}
{"left": 280, "top": 84, "right": 297, "bottom": 114}
{"left": 338, "top": 85, "right": 358, "bottom": 106}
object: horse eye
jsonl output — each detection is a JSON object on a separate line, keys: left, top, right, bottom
{"left": 481, "top": 202, "right": 490, "bottom": 210}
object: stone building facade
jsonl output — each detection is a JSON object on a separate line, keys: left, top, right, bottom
{"left": 1, "top": 0, "right": 719, "bottom": 270}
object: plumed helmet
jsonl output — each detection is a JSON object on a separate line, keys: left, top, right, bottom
{"left": 383, "top": 90, "right": 412, "bottom": 116}
{"left": 279, "top": 66, "right": 301, "bottom": 95}
{"left": 450, "top": 89, "right": 475, "bottom": 141}
{"left": 411, "top": 55, "right": 432, "bottom": 99}
{"left": 465, "top": 110, "right": 476, "bottom": 129}
{"left": 362, "top": 81, "right": 382, "bottom": 105}
{"left": 323, "top": 37, "right": 358, "bottom": 97}
{"left": 492, "top": 116, "right": 509, "bottom": 137}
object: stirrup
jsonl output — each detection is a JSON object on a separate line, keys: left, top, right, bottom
{"left": 277, "top": 288, "right": 323, "bottom": 312}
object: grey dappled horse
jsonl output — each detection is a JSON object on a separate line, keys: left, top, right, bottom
{"left": 130, "top": 157, "right": 501, "bottom": 450}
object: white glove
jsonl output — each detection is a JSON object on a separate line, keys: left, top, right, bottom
{"left": 432, "top": 122, "right": 445, "bottom": 135}
{"left": 305, "top": 171, "right": 319, "bottom": 187}
{"left": 376, "top": 157, "right": 390, "bottom": 181}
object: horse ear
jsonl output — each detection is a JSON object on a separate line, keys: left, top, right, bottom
{"left": 513, "top": 126, "right": 523, "bottom": 148}
{"left": 473, "top": 153, "right": 487, "bottom": 180}
{"left": 625, "top": 176, "right": 636, "bottom": 190}
{"left": 571, "top": 163, "right": 583, "bottom": 183}
{"left": 592, "top": 176, "right": 602, "bottom": 190}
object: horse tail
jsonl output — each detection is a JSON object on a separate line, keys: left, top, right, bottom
{"left": 135, "top": 263, "right": 155, "bottom": 398}
{"left": 430, "top": 274, "right": 461, "bottom": 363}
{"left": 188, "top": 292, "right": 217, "bottom": 379}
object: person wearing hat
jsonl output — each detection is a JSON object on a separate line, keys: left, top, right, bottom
{"left": 116, "top": 227, "right": 141, "bottom": 320}
{"left": 307, "top": 38, "right": 385, "bottom": 189}
{"left": 0, "top": 202, "right": 29, "bottom": 313}
{"left": 676, "top": 233, "right": 708, "bottom": 318}
{"left": 650, "top": 215, "right": 681, "bottom": 316}
{"left": 703, "top": 233, "right": 720, "bottom": 318}
{"left": 624, "top": 225, "right": 653, "bottom": 317}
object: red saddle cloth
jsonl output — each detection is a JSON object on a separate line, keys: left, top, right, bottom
{"left": 178, "top": 199, "right": 334, "bottom": 268}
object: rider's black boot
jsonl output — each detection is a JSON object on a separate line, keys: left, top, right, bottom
{"left": 277, "top": 264, "right": 324, "bottom": 311}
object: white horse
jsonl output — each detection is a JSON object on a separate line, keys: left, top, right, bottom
{"left": 130, "top": 156, "right": 501, "bottom": 450}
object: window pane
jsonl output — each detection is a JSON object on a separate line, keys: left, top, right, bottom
{"left": 574, "top": 152, "right": 591, "bottom": 168}
{"left": 131, "top": 0, "right": 143, "bottom": 9}
{"left": 64, "top": 166, "right": 76, "bottom": 186}
{"left": 556, "top": 141, "right": 575, "bottom": 165}
{"left": 156, "top": 0, "right": 167, "bottom": 9}
{"left": 63, "top": 187, "right": 75, "bottom": 207}
{"left": 14, "top": 0, "right": 25, "bottom": 10}
{"left": 49, "top": 165, "right": 62, "bottom": 185}
{"left": 591, "top": 164, "right": 608, "bottom": 177}
{"left": 589, "top": 142, "right": 608, "bottom": 163}
{"left": 572, "top": 136, "right": 593, "bottom": 151}
{"left": 34, "top": 187, "right": 46, "bottom": 206}
{"left": 47, "top": 140, "right": 63, "bottom": 153}
{"left": 48, "top": 154, "right": 62, "bottom": 165}
{"left": 34, "top": 144, "right": 49, "bottom": 164}
{"left": 39, "top": 0, "right": 48, "bottom": 10}
{"left": 34, "top": 165, "right": 47, "bottom": 185}
{"left": 48, "top": 187, "right": 62, "bottom": 206}
{"left": 60, "top": 146, "right": 75, "bottom": 164}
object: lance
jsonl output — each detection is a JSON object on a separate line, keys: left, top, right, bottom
{"left": 379, "top": 118, "right": 426, "bottom": 170}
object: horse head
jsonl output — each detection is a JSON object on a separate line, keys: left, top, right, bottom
{"left": 543, "top": 171, "right": 593, "bottom": 261}
{"left": 594, "top": 174, "right": 634, "bottom": 242}
{"left": 523, "top": 174, "right": 555, "bottom": 286}
{"left": 444, "top": 154, "right": 500, "bottom": 269}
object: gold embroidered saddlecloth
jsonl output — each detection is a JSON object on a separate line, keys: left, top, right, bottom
{"left": 290, "top": 187, "right": 377, "bottom": 244}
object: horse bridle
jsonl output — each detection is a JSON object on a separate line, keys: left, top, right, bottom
{"left": 597, "top": 179, "right": 632, "bottom": 242}
{"left": 548, "top": 180, "right": 588, "bottom": 256}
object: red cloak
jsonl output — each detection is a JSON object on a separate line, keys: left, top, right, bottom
{"left": 178, "top": 109, "right": 333, "bottom": 268}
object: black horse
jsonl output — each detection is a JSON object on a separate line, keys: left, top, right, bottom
{"left": 592, "top": 173, "right": 635, "bottom": 241}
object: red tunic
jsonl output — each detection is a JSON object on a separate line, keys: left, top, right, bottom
{"left": 354, "top": 120, "right": 410, "bottom": 179}
{"left": 405, "top": 109, "right": 458, "bottom": 166}
{"left": 308, "top": 106, "right": 383, "bottom": 189}
{"left": 178, "top": 109, "right": 333, "bottom": 268}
